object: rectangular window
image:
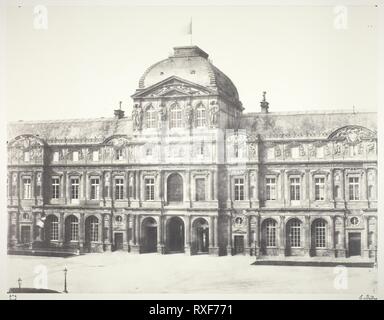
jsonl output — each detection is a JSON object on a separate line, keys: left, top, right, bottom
{"left": 70, "top": 178, "right": 79, "bottom": 199}
{"left": 266, "top": 177, "right": 276, "bottom": 200}
{"left": 90, "top": 178, "right": 100, "bottom": 200}
{"left": 349, "top": 177, "right": 360, "bottom": 200}
{"left": 314, "top": 177, "right": 325, "bottom": 201}
{"left": 234, "top": 178, "right": 244, "bottom": 201}
{"left": 52, "top": 178, "right": 60, "bottom": 199}
{"left": 53, "top": 151, "right": 59, "bottom": 162}
{"left": 115, "top": 178, "right": 124, "bottom": 200}
{"left": 315, "top": 222, "right": 326, "bottom": 248}
{"left": 24, "top": 152, "right": 30, "bottom": 162}
{"left": 145, "top": 178, "right": 155, "bottom": 201}
{"left": 195, "top": 178, "right": 206, "bottom": 201}
{"left": 92, "top": 150, "right": 99, "bottom": 162}
{"left": 291, "top": 147, "right": 299, "bottom": 158}
{"left": 267, "top": 148, "right": 275, "bottom": 159}
{"left": 317, "top": 146, "right": 324, "bottom": 158}
{"left": 23, "top": 178, "right": 32, "bottom": 199}
{"left": 116, "top": 149, "right": 124, "bottom": 160}
{"left": 73, "top": 151, "right": 79, "bottom": 162}
{"left": 266, "top": 222, "right": 277, "bottom": 247}
{"left": 290, "top": 177, "right": 300, "bottom": 201}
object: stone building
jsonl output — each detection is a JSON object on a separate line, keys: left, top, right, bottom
{"left": 7, "top": 46, "right": 377, "bottom": 260}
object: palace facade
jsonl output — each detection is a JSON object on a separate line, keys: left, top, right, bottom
{"left": 7, "top": 46, "right": 377, "bottom": 259}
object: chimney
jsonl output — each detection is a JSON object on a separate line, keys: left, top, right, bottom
{"left": 114, "top": 101, "right": 125, "bottom": 119}
{"left": 260, "top": 91, "right": 269, "bottom": 113}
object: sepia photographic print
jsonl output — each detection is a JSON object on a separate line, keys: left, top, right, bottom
{"left": 0, "top": 0, "right": 383, "bottom": 303}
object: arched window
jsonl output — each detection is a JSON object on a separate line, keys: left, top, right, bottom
{"left": 288, "top": 219, "right": 301, "bottom": 248}
{"left": 145, "top": 106, "right": 157, "bottom": 129}
{"left": 170, "top": 104, "right": 183, "bottom": 128}
{"left": 68, "top": 215, "right": 79, "bottom": 241}
{"left": 265, "top": 219, "right": 277, "bottom": 247}
{"left": 195, "top": 104, "right": 206, "bottom": 127}
{"left": 314, "top": 219, "right": 326, "bottom": 248}
{"left": 167, "top": 173, "right": 183, "bottom": 202}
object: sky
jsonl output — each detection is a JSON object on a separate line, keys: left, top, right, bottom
{"left": 4, "top": 1, "right": 379, "bottom": 121}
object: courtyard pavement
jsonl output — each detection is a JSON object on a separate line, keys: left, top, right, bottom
{"left": 4, "top": 252, "right": 378, "bottom": 296}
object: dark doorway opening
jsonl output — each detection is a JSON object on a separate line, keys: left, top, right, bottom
{"left": 193, "top": 218, "right": 209, "bottom": 254}
{"left": 20, "top": 226, "right": 31, "bottom": 244}
{"left": 142, "top": 217, "right": 158, "bottom": 253}
{"left": 166, "top": 217, "right": 185, "bottom": 253}
{"left": 234, "top": 235, "right": 244, "bottom": 255}
{"left": 348, "top": 232, "right": 361, "bottom": 256}
{"left": 114, "top": 233, "right": 124, "bottom": 251}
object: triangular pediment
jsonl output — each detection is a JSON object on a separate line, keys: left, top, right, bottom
{"left": 131, "top": 76, "right": 215, "bottom": 99}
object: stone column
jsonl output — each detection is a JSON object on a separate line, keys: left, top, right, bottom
{"left": 209, "top": 215, "right": 215, "bottom": 254}
{"left": 157, "top": 215, "right": 164, "bottom": 254}
{"left": 79, "top": 213, "right": 85, "bottom": 253}
{"left": 304, "top": 215, "right": 310, "bottom": 256}
{"left": 329, "top": 169, "right": 334, "bottom": 206}
{"left": 363, "top": 169, "right": 368, "bottom": 201}
{"left": 131, "top": 214, "right": 140, "bottom": 253}
{"left": 329, "top": 215, "right": 336, "bottom": 257}
{"left": 279, "top": 215, "right": 286, "bottom": 256}
{"left": 281, "top": 170, "right": 286, "bottom": 207}
{"left": 185, "top": 215, "right": 191, "bottom": 254}
{"left": 59, "top": 212, "right": 65, "bottom": 246}
{"left": 214, "top": 170, "right": 218, "bottom": 200}
{"left": 362, "top": 215, "right": 369, "bottom": 258}
{"left": 226, "top": 214, "right": 232, "bottom": 255}
{"left": 305, "top": 169, "right": 310, "bottom": 206}
{"left": 213, "top": 215, "right": 219, "bottom": 255}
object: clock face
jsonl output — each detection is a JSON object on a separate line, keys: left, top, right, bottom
{"left": 350, "top": 217, "right": 359, "bottom": 226}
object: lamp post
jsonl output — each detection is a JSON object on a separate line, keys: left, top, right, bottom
{"left": 63, "top": 267, "right": 68, "bottom": 293}
{"left": 17, "top": 278, "right": 22, "bottom": 290}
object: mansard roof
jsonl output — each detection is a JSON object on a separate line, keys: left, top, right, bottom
{"left": 240, "top": 110, "right": 377, "bottom": 140}
{"left": 7, "top": 110, "right": 377, "bottom": 143}
{"left": 7, "top": 117, "right": 133, "bottom": 145}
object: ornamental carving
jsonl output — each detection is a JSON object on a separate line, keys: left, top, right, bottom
{"left": 10, "top": 135, "right": 44, "bottom": 149}
{"left": 367, "top": 141, "right": 376, "bottom": 154}
{"left": 308, "top": 144, "right": 316, "bottom": 157}
{"left": 185, "top": 103, "right": 193, "bottom": 127}
{"left": 106, "top": 136, "right": 129, "bottom": 148}
{"left": 274, "top": 145, "right": 281, "bottom": 157}
{"left": 159, "top": 103, "right": 167, "bottom": 121}
{"left": 299, "top": 145, "right": 306, "bottom": 156}
{"left": 248, "top": 143, "right": 257, "bottom": 159}
{"left": 232, "top": 212, "right": 247, "bottom": 233}
{"left": 328, "top": 126, "right": 376, "bottom": 144}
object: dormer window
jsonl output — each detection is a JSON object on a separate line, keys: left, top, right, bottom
{"left": 170, "top": 104, "right": 183, "bottom": 128}
{"left": 24, "top": 151, "right": 30, "bottom": 162}
{"left": 53, "top": 151, "right": 59, "bottom": 162}
{"left": 116, "top": 149, "right": 124, "bottom": 160}
{"left": 92, "top": 150, "right": 99, "bottom": 162}
{"left": 145, "top": 106, "right": 157, "bottom": 129}
{"left": 195, "top": 104, "right": 206, "bottom": 127}
{"left": 73, "top": 151, "right": 79, "bottom": 162}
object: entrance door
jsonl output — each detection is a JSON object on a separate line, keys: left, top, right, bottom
{"left": 348, "top": 233, "right": 361, "bottom": 256}
{"left": 167, "top": 217, "right": 184, "bottom": 253}
{"left": 114, "top": 233, "right": 124, "bottom": 251}
{"left": 144, "top": 227, "right": 157, "bottom": 253}
{"left": 20, "top": 226, "right": 31, "bottom": 244}
{"left": 234, "top": 235, "right": 244, "bottom": 255}
{"left": 197, "top": 227, "right": 209, "bottom": 253}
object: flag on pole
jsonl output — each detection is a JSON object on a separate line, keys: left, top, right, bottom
{"left": 187, "top": 17, "right": 192, "bottom": 35}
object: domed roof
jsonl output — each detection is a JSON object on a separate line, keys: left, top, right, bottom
{"left": 138, "top": 46, "right": 240, "bottom": 105}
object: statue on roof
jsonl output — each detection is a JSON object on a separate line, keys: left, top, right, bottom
{"left": 209, "top": 100, "right": 219, "bottom": 127}
{"left": 132, "top": 104, "right": 143, "bottom": 130}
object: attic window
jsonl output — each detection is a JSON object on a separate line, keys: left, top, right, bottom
{"left": 190, "top": 70, "right": 196, "bottom": 74}
{"left": 160, "top": 72, "right": 164, "bottom": 75}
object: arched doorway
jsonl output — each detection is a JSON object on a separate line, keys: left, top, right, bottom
{"left": 192, "top": 218, "right": 209, "bottom": 254}
{"left": 310, "top": 219, "right": 327, "bottom": 256}
{"left": 167, "top": 173, "right": 183, "bottom": 203}
{"left": 85, "top": 216, "right": 99, "bottom": 251}
{"left": 44, "top": 215, "right": 59, "bottom": 244}
{"left": 261, "top": 218, "right": 278, "bottom": 255}
{"left": 141, "top": 217, "right": 158, "bottom": 253}
{"left": 166, "top": 217, "right": 185, "bottom": 253}
{"left": 286, "top": 218, "right": 302, "bottom": 256}
{"left": 64, "top": 215, "right": 79, "bottom": 244}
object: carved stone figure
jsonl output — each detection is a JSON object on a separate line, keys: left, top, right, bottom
{"left": 275, "top": 145, "right": 281, "bottom": 157}
{"left": 185, "top": 104, "right": 193, "bottom": 127}
{"left": 299, "top": 145, "right": 306, "bottom": 156}
{"left": 367, "top": 141, "right": 375, "bottom": 154}
{"left": 159, "top": 103, "right": 167, "bottom": 121}
{"left": 209, "top": 101, "right": 219, "bottom": 126}
{"left": 132, "top": 104, "right": 143, "bottom": 130}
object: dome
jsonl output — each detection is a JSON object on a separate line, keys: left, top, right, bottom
{"left": 138, "top": 46, "right": 240, "bottom": 105}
